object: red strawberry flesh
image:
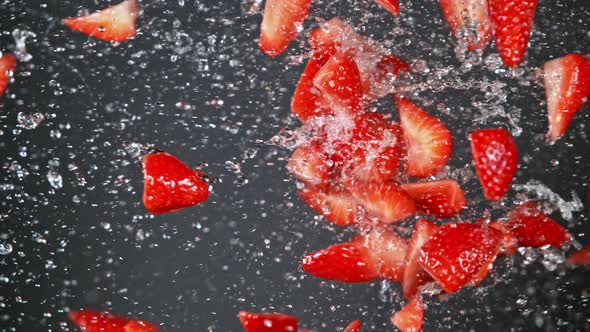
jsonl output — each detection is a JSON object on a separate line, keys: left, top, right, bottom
{"left": 239, "top": 311, "right": 298, "bottom": 332}
{"left": 402, "top": 219, "right": 439, "bottom": 299}
{"left": 63, "top": 0, "right": 137, "bottom": 42}
{"left": 391, "top": 297, "right": 424, "bottom": 332}
{"left": 507, "top": 203, "right": 571, "bottom": 248}
{"left": 401, "top": 179, "right": 466, "bottom": 218}
{"left": 259, "top": 0, "right": 311, "bottom": 57}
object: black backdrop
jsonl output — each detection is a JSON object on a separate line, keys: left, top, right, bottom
{"left": 0, "top": 0, "right": 589, "bottom": 331}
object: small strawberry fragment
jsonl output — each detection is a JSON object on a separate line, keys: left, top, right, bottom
{"left": 488, "top": 0, "right": 538, "bottom": 67}
{"left": 543, "top": 54, "right": 590, "bottom": 141}
{"left": 346, "top": 180, "right": 417, "bottom": 224}
{"left": 142, "top": 152, "right": 209, "bottom": 214}
{"left": 375, "top": 55, "right": 411, "bottom": 80}
{"left": 124, "top": 320, "right": 160, "bottom": 332}
{"left": 308, "top": 18, "right": 360, "bottom": 55}
{"left": 401, "top": 179, "right": 466, "bottom": 218}
{"left": 418, "top": 222, "right": 502, "bottom": 293}
{"left": 439, "top": 0, "right": 491, "bottom": 51}
{"left": 288, "top": 141, "right": 331, "bottom": 189}
{"left": 507, "top": 203, "right": 571, "bottom": 248}
{"left": 313, "top": 51, "right": 364, "bottom": 113}
{"left": 239, "top": 311, "right": 298, "bottom": 332}
{"left": 291, "top": 51, "right": 332, "bottom": 121}
{"left": 395, "top": 97, "right": 452, "bottom": 178}
{"left": 63, "top": 0, "right": 137, "bottom": 42}
{"left": 402, "top": 219, "right": 438, "bottom": 299}
{"left": 0, "top": 53, "right": 16, "bottom": 97}
{"left": 343, "top": 320, "right": 362, "bottom": 332}
{"left": 298, "top": 187, "right": 360, "bottom": 226}
{"left": 69, "top": 310, "right": 159, "bottom": 332}
{"left": 374, "top": 0, "right": 400, "bottom": 16}
{"left": 259, "top": 0, "right": 311, "bottom": 57}
{"left": 485, "top": 221, "right": 518, "bottom": 255}
{"left": 469, "top": 128, "right": 518, "bottom": 201}
{"left": 567, "top": 244, "right": 590, "bottom": 266}
{"left": 391, "top": 297, "right": 424, "bottom": 332}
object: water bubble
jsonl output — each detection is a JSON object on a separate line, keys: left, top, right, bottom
{"left": 17, "top": 112, "right": 45, "bottom": 130}
{"left": 12, "top": 29, "right": 36, "bottom": 62}
{"left": 0, "top": 243, "right": 13, "bottom": 255}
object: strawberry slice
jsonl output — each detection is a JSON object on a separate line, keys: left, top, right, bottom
{"left": 402, "top": 219, "right": 438, "bottom": 300}
{"left": 469, "top": 128, "right": 518, "bottom": 201}
{"left": 239, "top": 311, "right": 298, "bottom": 332}
{"left": 439, "top": 0, "right": 491, "bottom": 51}
{"left": 363, "top": 229, "right": 409, "bottom": 282}
{"left": 374, "top": 0, "right": 400, "bottom": 16}
{"left": 506, "top": 203, "right": 571, "bottom": 248}
{"left": 481, "top": 221, "right": 518, "bottom": 255}
{"left": 488, "top": 0, "right": 538, "bottom": 67}
{"left": 346, "top": 180, "right": 417, "bottom": 224}
{"left": 288, "top": 141, "right": 331, "bottom": 190}
{"left": 418, "top": 222, "right": 502, "bottom": 293}
{"left": 259, "top": 0, "right": 311, "bottom": 57}
{"left": 142, "top": 152, "right": 209, "bottom": 214}
{"left": 291, "top": 51, "right": 332, "bottom": 121}
{"left": 567, "top": 244, "right": 590, "bottom": 266}
{"left": 391, "top": 297, "right": 424, "bottom": 332}
{"left": 543, "top": 54, "right": 590, "bottom": 141}
{"left": 69, "top": 310, "right": 159, "bottom": 332}
{"left": 298, "top": 186, "right": 360, "bottom": 226}
{"left": 395, "top": 97, "right": 452, "bottom": 178}
{"left": 308, "top": 18, "right": 360, "bottom": 56}
{"left": 401, "top": 179, "right": 466, "bottom": 218}
{"left": 0, "top": 53, "right": 16, "bottom": 97}
{"left": 313, "top": 51, "right": 364, "bottom": 113}
{"left": 344, "top": 320, "right": 361, "bottom": 332}
{"left": 63, "top": 0, "right": 137, "bottom": 42}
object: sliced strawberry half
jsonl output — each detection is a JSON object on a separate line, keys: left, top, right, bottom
{"left": 374, "top": 0, "right": 400, "bottom": 16}
{"left": 395, "top": 97, "right": 452, "bottom": 178}
{"left": 391, "top": 297, "right": 424, "bottom": 332}
{"left": 298, "top": 186, "right": 360, "bottom": 226}
{"left": 418, "top": 222, "right": 502, "bottom": 293}
{"left": 63, "top": 0, "right": 138, "bottom": 42}
{"left": 313, "top": 51, "right": 364, "bottom": 113}
{"left": 69, "top": 310, "right": 159, "bottom": 332}
{"left": 402, "top": 219, "right": 439, "bottom": 299}
{"left": 346, "top": 180, "right": 417, "bottom": 224}
{"left": 567, "top": 244, "right": 590, "bottom": 266}
{"left": 288, "top": 141, "right": 331, "bottom": 189}
{"left": 489, "top": 0, "right": 538, "bottom": 67}
{"left": 142, "top": 152, "right": 209, "bottom": 214}
{"left": 0, "top": 53, "right": 16, "bottom": 97}
{"left": 344, "top": 320, "right": 362, "bottom": 332}
{"left": 401, "top": 179, "right": 466, "bottom": 218}
{"left": 543, "top": 54, "right": 590, "bottom": 141}
{"left": 506, "top": 203, "right": 571, "bottom": 248}
{"left": 469, "top": 128, "right": 518, "bottom": 201}
{"left": 259, "top": 0, "right": 311, "bottom": 57}
{"left": 439, "top": 0, "right": 491, "bottom": 51}
{"left": 239, "top": 311, "right": 298, "bottom": 332}
{"left": 291, "top": 50, "right": 332, "bottom": 121}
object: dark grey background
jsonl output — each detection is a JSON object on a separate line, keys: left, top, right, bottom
{"left": 0, "top": 0, "right": 589, "bottom": 331}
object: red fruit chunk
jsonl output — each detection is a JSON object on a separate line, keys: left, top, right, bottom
{"left": 0, "top": 53, "right": 16, "bottom": 96}
{"left": 488, "top": 0, "right": 538, "bottom": 67}
{"left": 69, "top": 310, "right": 159, "bottom": 332}
{"left": 395, "top": 97, "right": 452, "bottom": 178}
{"left": 439, "top": 0, "right": 491, "bottom": 51}
{"left": 375, "top": 55, "right": 411, "bottom": 80}
{"left": 291, "top": 51, "right": 332, "bottom": 121}
{"left": 507, "top": 203, "right": 571, "bottom": 248}
{"left": 374, "top": 0, "right": 400, "bottom": 16}
{"left": 63, "top": 0, "right": 137, "bottom": 42}
{"left": 402, "top": 219, "right": 438, "bottom": 299}
{"left": 142, "top": 152, "right": 209, "bottom": 214}
{"left": 418, "top": 222, "right": 502, "bottom": 293}
{"left": 544, "top": 54, "right": 590, "bottom": 141}
{"left": 288, "top": 141, "right": 331, "bottom": 189}
{"left": 469, "top": 128, "right": 518, "bottom": 201}
{"left": 347, "top": 180, "right": 417, "bottom": 224}
{"left": 313, "top": 52, "right": 364, "bottom": 113}
{"left": 239, "top": 311, "right": 298, "bottom": 332}
{"left": 567, "top": 244, "right": 590, "bottom": 266}
{"left": 308, "top": 18, "right": 361, "bottom": 55}
{"left": 401, "top": 179, "right": 466, "bottom": 218}
{"left": 486, "top": 221, "right": 518, "bottom": 255}
{"left": 344, "top": 320, "right": 362, "bottom": 332}
{"left": 124, "top": 321, "right": 160, "bottom": 332}
{"left": 391, "top": 297, "right": 424, "bottom": 332}
{"left": 259, "top": 0, "right": 311, "bottom": 57}
{"left": 298, "top": 187, "right": 360, "bottom": 226}
{"left": 363, "top": 229, "right": 409, "bottom": 282}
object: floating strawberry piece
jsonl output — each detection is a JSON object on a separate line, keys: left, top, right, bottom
{"left": 288, "top": 141, "right": 331, "bottom": 189}
{"left": 298, "top": 186, "right": 360, "bottom": 226}
{"left": 469, "top": 128, "right": 517, "bottom": 201}
{"left": 291, "top": 51, "right": 332, "bottom": 121}
{"left": 308, "top": 18, "right": 362, "bottom": 56}
{"left": 63, "top": 0, "right": 137, "bottom": 42}
{"left": 402, "top": 219, "right": 438, "bottom": 299}
{"left": 374, "top": 0, "right": 400, "bottom": 16}
{"left": 142, "top": 152, "right": 209, "bottom": 214}
{"left": 344, "top": 320, "right": 362, "bottom": 332}
{"left": 313, "top": 51, "right": 364, "bottom": 113}
{"left": 486, "top": 221, "right": 518, "bottom": 255}
{"left": 401, "top": 179, "right": 466, "bottom": 218}
{"left": 239, "top": 311, "right": 298, "bottom": 332}
{"left": 363, "top": 228, "right": 409, "bottom": 282}
{"left": 124, "top": 320, "right": 160, "bottom": 332}
{"left": 488, "top": 0, "right": 538, "bottom": 67}
{"left": 69, "top": 310, "right": 159, "bottom": 332}
{"left": 395, "top": 97, "right": 452, "bottom": 178}
{"left": 419, "top": 222, "right": 502, "bottom": 293}
{"left": 507, "top": 203, "right": 571, "bottom": 248}
{"left": 0, "top": 53, "right": 16, "bottom": 97}
{"left": 391, "top": 297, "right": 424, "bottom": 332}
{"left": 543, "top": 54, "right": 590, "bottom": 141}
{"left": 439, "top": 0, "right": 491, "bottom": 51}
{"left": 259, "top": 0, "right": 311, "bottom": 57}
{"left": 567, "top": 244, "right": 590, "bottom": 266}
{"left": 346, "top": 180, "right": 417, "bottom": 224}
{"left": 375, "top": 55, "right": 411, "bottom": 80}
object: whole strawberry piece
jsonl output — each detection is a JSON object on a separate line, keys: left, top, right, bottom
{"left": 142, "top": 152, "right": 209, "bottom": 214}
{"left": 63, "top": 0, "right": 138, "bottom": 42}
{"left": 470, "top": 128, "right": 518, "bottom": 201}
{"left": 0, "top": 53, "right": 16, "bottom": 97}
{"left": 259, "top": 0, "right": 311, "bottom": 57}
{"left": 239, "top": 311, "right": 298, "bottom": 332}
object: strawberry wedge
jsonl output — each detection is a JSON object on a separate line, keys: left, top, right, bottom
{"left": 239, "top": 311, "right": 298, "bottom": 332}
{"left": 374, "top": 0, "right": 400, "bottom": 16}
{"left": 291, "top": 50, "right": 332, "bottom": 121}
{"left": 391, "top": 297, "right": 424, "bottom": 332}
{"left": 259, "top": 0, "right": 311, "bottom": 57}
{"left": 287, "top": 141, "right": 331, "bottom": 190}
{"left": 298, "top": 186, "right": 360, "bottom": 226}
{"left": 69, "top": 310, "right": 159, "bottom": 332}
{"left": 346, "top": 180, "right": 417, "bottom": 224}
{"left": 567, "top": 244, "right": 590, "bottom": 266}
{"left": 506, "top": 203, "right": 571, "bottom": 248}
{"left": 439, "top": 0, "right": 491, "bottom": 51}
{"left": 63, "top": 0, "right": 137, "bottom": 42}
{"left": 401, "top": 179, "right": 466, "bottom": 218}
{"left": 0, "top": 53, "right": 16, "bottom": 97}
{"left": 313, "top": 51, "right": 364, "bottom": 113}
{"left": 543, "top": 54, "right": 590, "bottom": 141}
{"left": 402, "top": 219, "right": 438, "bottom": 299}
{"left": 344, "top": 320, "right": 362, "bottom": 332}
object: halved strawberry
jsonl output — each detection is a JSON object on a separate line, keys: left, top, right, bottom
{"left": 239, "top": 311, "right": 298, "bottom": 332}
{"left": 259, "top": 0, "right": 311, "bottom": 57}
{"left": 288, "top": 141, "right": 331, "bottom": 189}
{"left": 567, "top": 244, "right": 590, "bottom": 266}
{"left": 344, "top": 320, "right": 362, "bottom": 332}
{"left": 488, "top": 0, "right": 538, "bottom": 67}
{"left": 543, "top": 54, "right": 590, "bottom": 141}
{"left": 391, "top": 297, "right": 424, "bottom": 332}
{"left": 142, "top": 152, "right": 209, "bottom": 214}
{"left": 395, "top": 97, "right": 452, "bottom": 178}
{"left": 418, "top": 222, "right": 502, "bottom": 293}
{"left": 298, "top": 186, "right": 360, "bottom": 226}
{"left": 291, "top": 51, "right": 332, "bottom": 121}
{"left": 0, "top": 53, "right": 16, "bottom": 97}
{"left": 313, "top": 51, "right": 364, "bottom": 113}
{"left": 63, "top": 0, "right": 137, "bottom": 42}
{"left": 469, "top": 128, "right": 518, "bottom": 201}
{"left": 69, "top": 310, "right": 158, "bottom": 332}
{"left": 402, "top": 219, "right": 438, "bottom": 299}
{"left": 439, "top": 0, "right": 491, "bottom": 51}
{"left": 346, "top": 180, "right": 417, "bottom": 224}
{"left": 506, "top": 203, "right": 571, "bottom": 248}
{"left": 401, "top": 179, "right": 466, "bottom": 218}
{"left": 374, "top": 0, "right": 400, "bottom": 16}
